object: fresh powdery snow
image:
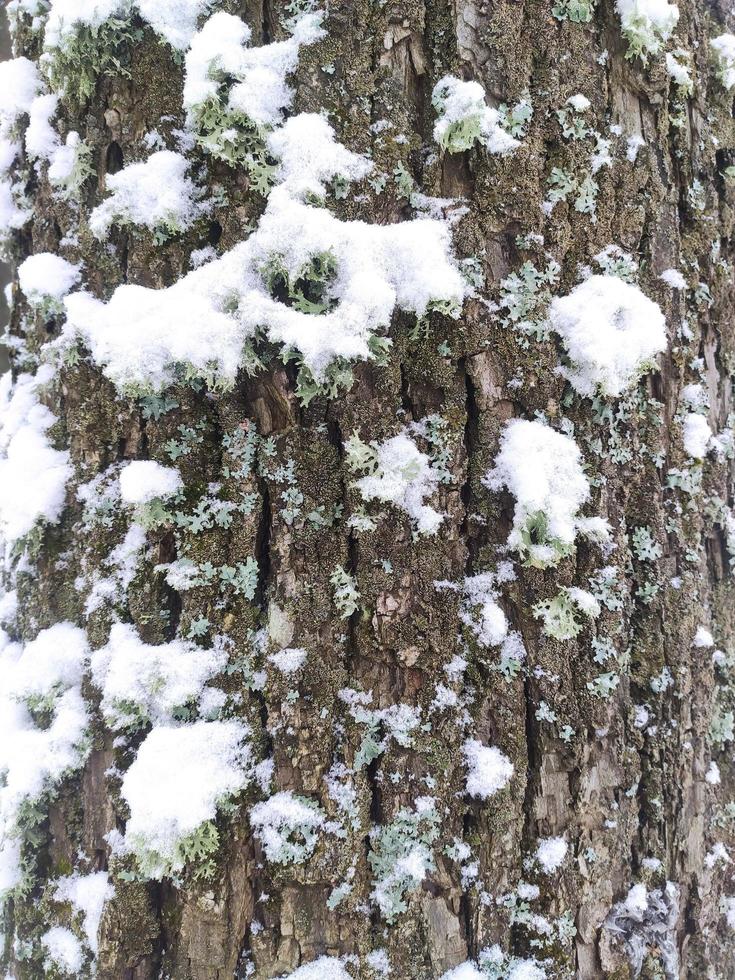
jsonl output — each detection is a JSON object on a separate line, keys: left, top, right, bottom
{"left": 447, "top": 566, "right": 526, "bottom": 664}
{"left": 25, "top": 93, "right": 61, "bottom": 159}
{"left": 17, "top": 252, "right": 80, "bottom": 306}
{"left": 548, "top": 275, "right": 667, "bottom": 398}
{"left": 0, "top": 366, "right": 72, "bottom": 546}
{"left": 439, "top": 964, "right": 484, "bottom": 980}
{"left": 0, "top": 181, "right": 31, "bottom": 233}
{"left": 118, "top": 460, "right": 182, "bottom": 505}
{"left": 0, "top": 58, "right": 40, "bottom": 225}
{"left": 54, "top": 871, "right": 114, "bottom": 955}
{"left": 615, "top": 0, "right": 679, "bottom": 58}
{"left": 82, "top": 522, "right": 146, "bottom": 616}
{"left": 693, "top": 626, "right": 715, "bottom": 648}
{"left": 659, "top": 268, "right": 686, "bottom": 289}
{"left": 353, "top": 432, "right": 444, "bottom": 535}
{"left": 0, "top": 57, "right": 40, "bottom": 142}
{"left": 61, "top": 178, "right": 466, "bottom": 390}
{"left": 57, "top": 19, "right": 467, "bottom": 392}
{"left": 119, "top": 719, "right": 253, "bottom": 877}
{"left": 432, "top": 75, "right": 519, "bottom": 155}
{"left": 277, "top": 959, "right": 352, "bottom": 980}
{"left": 250, "top": 790, "right": 327, "bottom": 864}
{"left": 535, "top": 835, "right": 568, "bottom": 874}
{"left": 41, "top": 926, "right": 84, "bottom": 975}
{"left": 267, "top": 113, "right": 372, "bottom": 201}
{"left": 134, "top": 0, "right": 213, "bottom": 50}
{"left": 712, "top": 34, "right": 735, "bottom": 90}
{"left": 6, "top": 621, "right": 88, "bottom": 703}
{"left": 0, "top": 624, "right": 90, "bottom": 893}
{"left": 267, "top": 647, "right": 308, "bottom": 675}
{"left": 89, "top": 150, "right": 202, "bottom": 238}
{"left": 463, "top": 738, "right": 514, "bottom": 799}
{"left": 24, "top": 90, "right": 89, "bottom": 198}
{"left": 43, "top": 0, "right": 213, "bottom": 53}
{"left": 183, "top": 10, "right": 324, "bottom": 129}
{"left": 90, "top": 622, "right": 227, "bottom": 729}
{"left": 681, "top": 411, "right": 712, "bottom": 459}
{"left": 483, "top": 418, "right": 608, "bottom": 567}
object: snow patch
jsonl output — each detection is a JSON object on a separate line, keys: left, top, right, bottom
{"left": 120, "top": 719, "right": 253, "bottom": 878}
{"left": 119, "top": 460, "right": 182, "bottom": 505}
{"left": 548, "top": 274, "right": 667, "bottom": 398}
{"left": 463, "top": 738, "right": 514, "bottom": 799}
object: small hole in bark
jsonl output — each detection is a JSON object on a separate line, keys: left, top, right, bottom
{"left": 208, "top": 220, "right": 222, "bottom": 245}
{"left": 106, "top": 142, "right": 124, "bottom": 174}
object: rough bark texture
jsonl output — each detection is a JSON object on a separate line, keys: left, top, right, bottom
{"left": 4, "top": 1, "right": 735, "bottom": 978}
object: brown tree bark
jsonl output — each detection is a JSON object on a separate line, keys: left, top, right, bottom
{"left": 2, "top": 1, "right": 735, "bottom": 978}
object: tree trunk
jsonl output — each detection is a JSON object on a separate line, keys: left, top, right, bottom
{"left": 2, "top": 1, "right": 735, "bottom": 978}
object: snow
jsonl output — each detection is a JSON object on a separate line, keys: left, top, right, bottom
{"left": 432, "top": 75, "right": 519, "bottom": 155}
{"left": 624, "top": 883, "right": 648, "bottom": 913}
{"left": 712, "top": 34, "right": 735, "bottom": 90}
{"left": 0, "top": 59, "right": 40, "bottom": 220}
{"left": 665, "top": 52, "right": 692, "bottom": 90}
{"left": 463, "top": 739, "right": 514, "bottom": 799}
{"left": 660, "top": 268, "right": 686, "bottom": 289}
{"left": 90, "top": 622, "right": 227, "bottom": 729}
{"left": 439, "top": 964, "right": 484, "bottom": 980}
{"left": 0, "top": 142, "right": 19, "bottom": 174}
{"left": 135, "top": 0, "right": 213, "bottom": 50}
{"left": 507, "top": 963, "right": 547, "bottom": 980}
{"left": 18, "top": 252, "right": 80, "bottom": 305}
{"left": 483, "top": 419, "right": 604, "bottom": 567}
{"left": 680, "top": 383, "right": 707, "bottom": 410}
{"left": 118, "top": 460, "right": 182, "bottom": 505}
{"left": 568, "top": 586, "right": 601, "bottom": 616}
{"left": 120, "top": 720, "right": 253, "bottom": 877}
{"left": 0, "top": 367, "right": 72, "bottom": 546}
{"left": 41, "top": 926, "right": 84, "bottom": 975}
{"left": 47, "top": 132, "right": 84, "bottom": 188}
{"left": 706, "top": 761, "right": 721, "bottom": 785}
{"left": 535, "top": 835, "right": 568, "bottom": 873}
{"left": 44, "top": 0, "right": 212, "bottom": 52}
{"left": 267, "top": 113, "right": 371, "bottom": 201}
{"left": 460, "top": 573, "right": 508, "bottom": 647}
{"left": 267, "top": 647, "right": 307, "bottom": 674}
{"left": 354, "top": 433, "right": 444, "bottom": 535}
{"left": 0, "top": 590, "right": 17, "bottom": 625}
{"left": 83, "top": 523, "right": 146, "bottom": 615}
{"left": 89, "top": 150, "right": 200, "bottom": 238}
{"left": 43, "top": 0, "right": 126, "bottom": 50}
{"left": 0, "top": 625, "right": 90, "bottom": 893}
{"left": 277, "top": 959, "right": 352, "bottom": 980}
{"left": 705, "top": 842, "right": 730, "bottom": 868}
{"left": 693, "top": 626, "right": 714, "bottom": 648}
{"left": 54, "top": 871, "right": 114, "bottom": 954}
{"left": 615, "top": 0, "right": 679, "bottom": 56}
{"left": 548, "top": 275, "right": 667, "bottom": 397}
{"left": 0, "top": 180, "right": 31, "bottom": 232}
{"left": 61, "top": 177, "right": 467, "bottom": 391}
{"left": 62, "top": 56, "right": 466, "bottom": 393}
{"left": 0, "top": 837, "right": 21, "bottom": 896}
{"left": 7, "top": 621, "right": 88, "bottom": 703}
{"left": 25, "top": 93, "right": 60, "bottom": 159}
{"left": 0, "top": 58, "right": 40, "bottom": 139}
{"left": 567, "top": 93, "right": 591, "bottom": 111}
{"left": 250, "top": 790, "right": 326, "bottom": 863}
{"left": 682, "top": 412, "right": 712, "bottom": 459}
{"left": 184, "top": 10, "right": 325, "bottom": 129}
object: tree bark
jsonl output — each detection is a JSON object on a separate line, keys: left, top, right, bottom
{"left": 2, "top": 1, "right": 735, "bottom": 978}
